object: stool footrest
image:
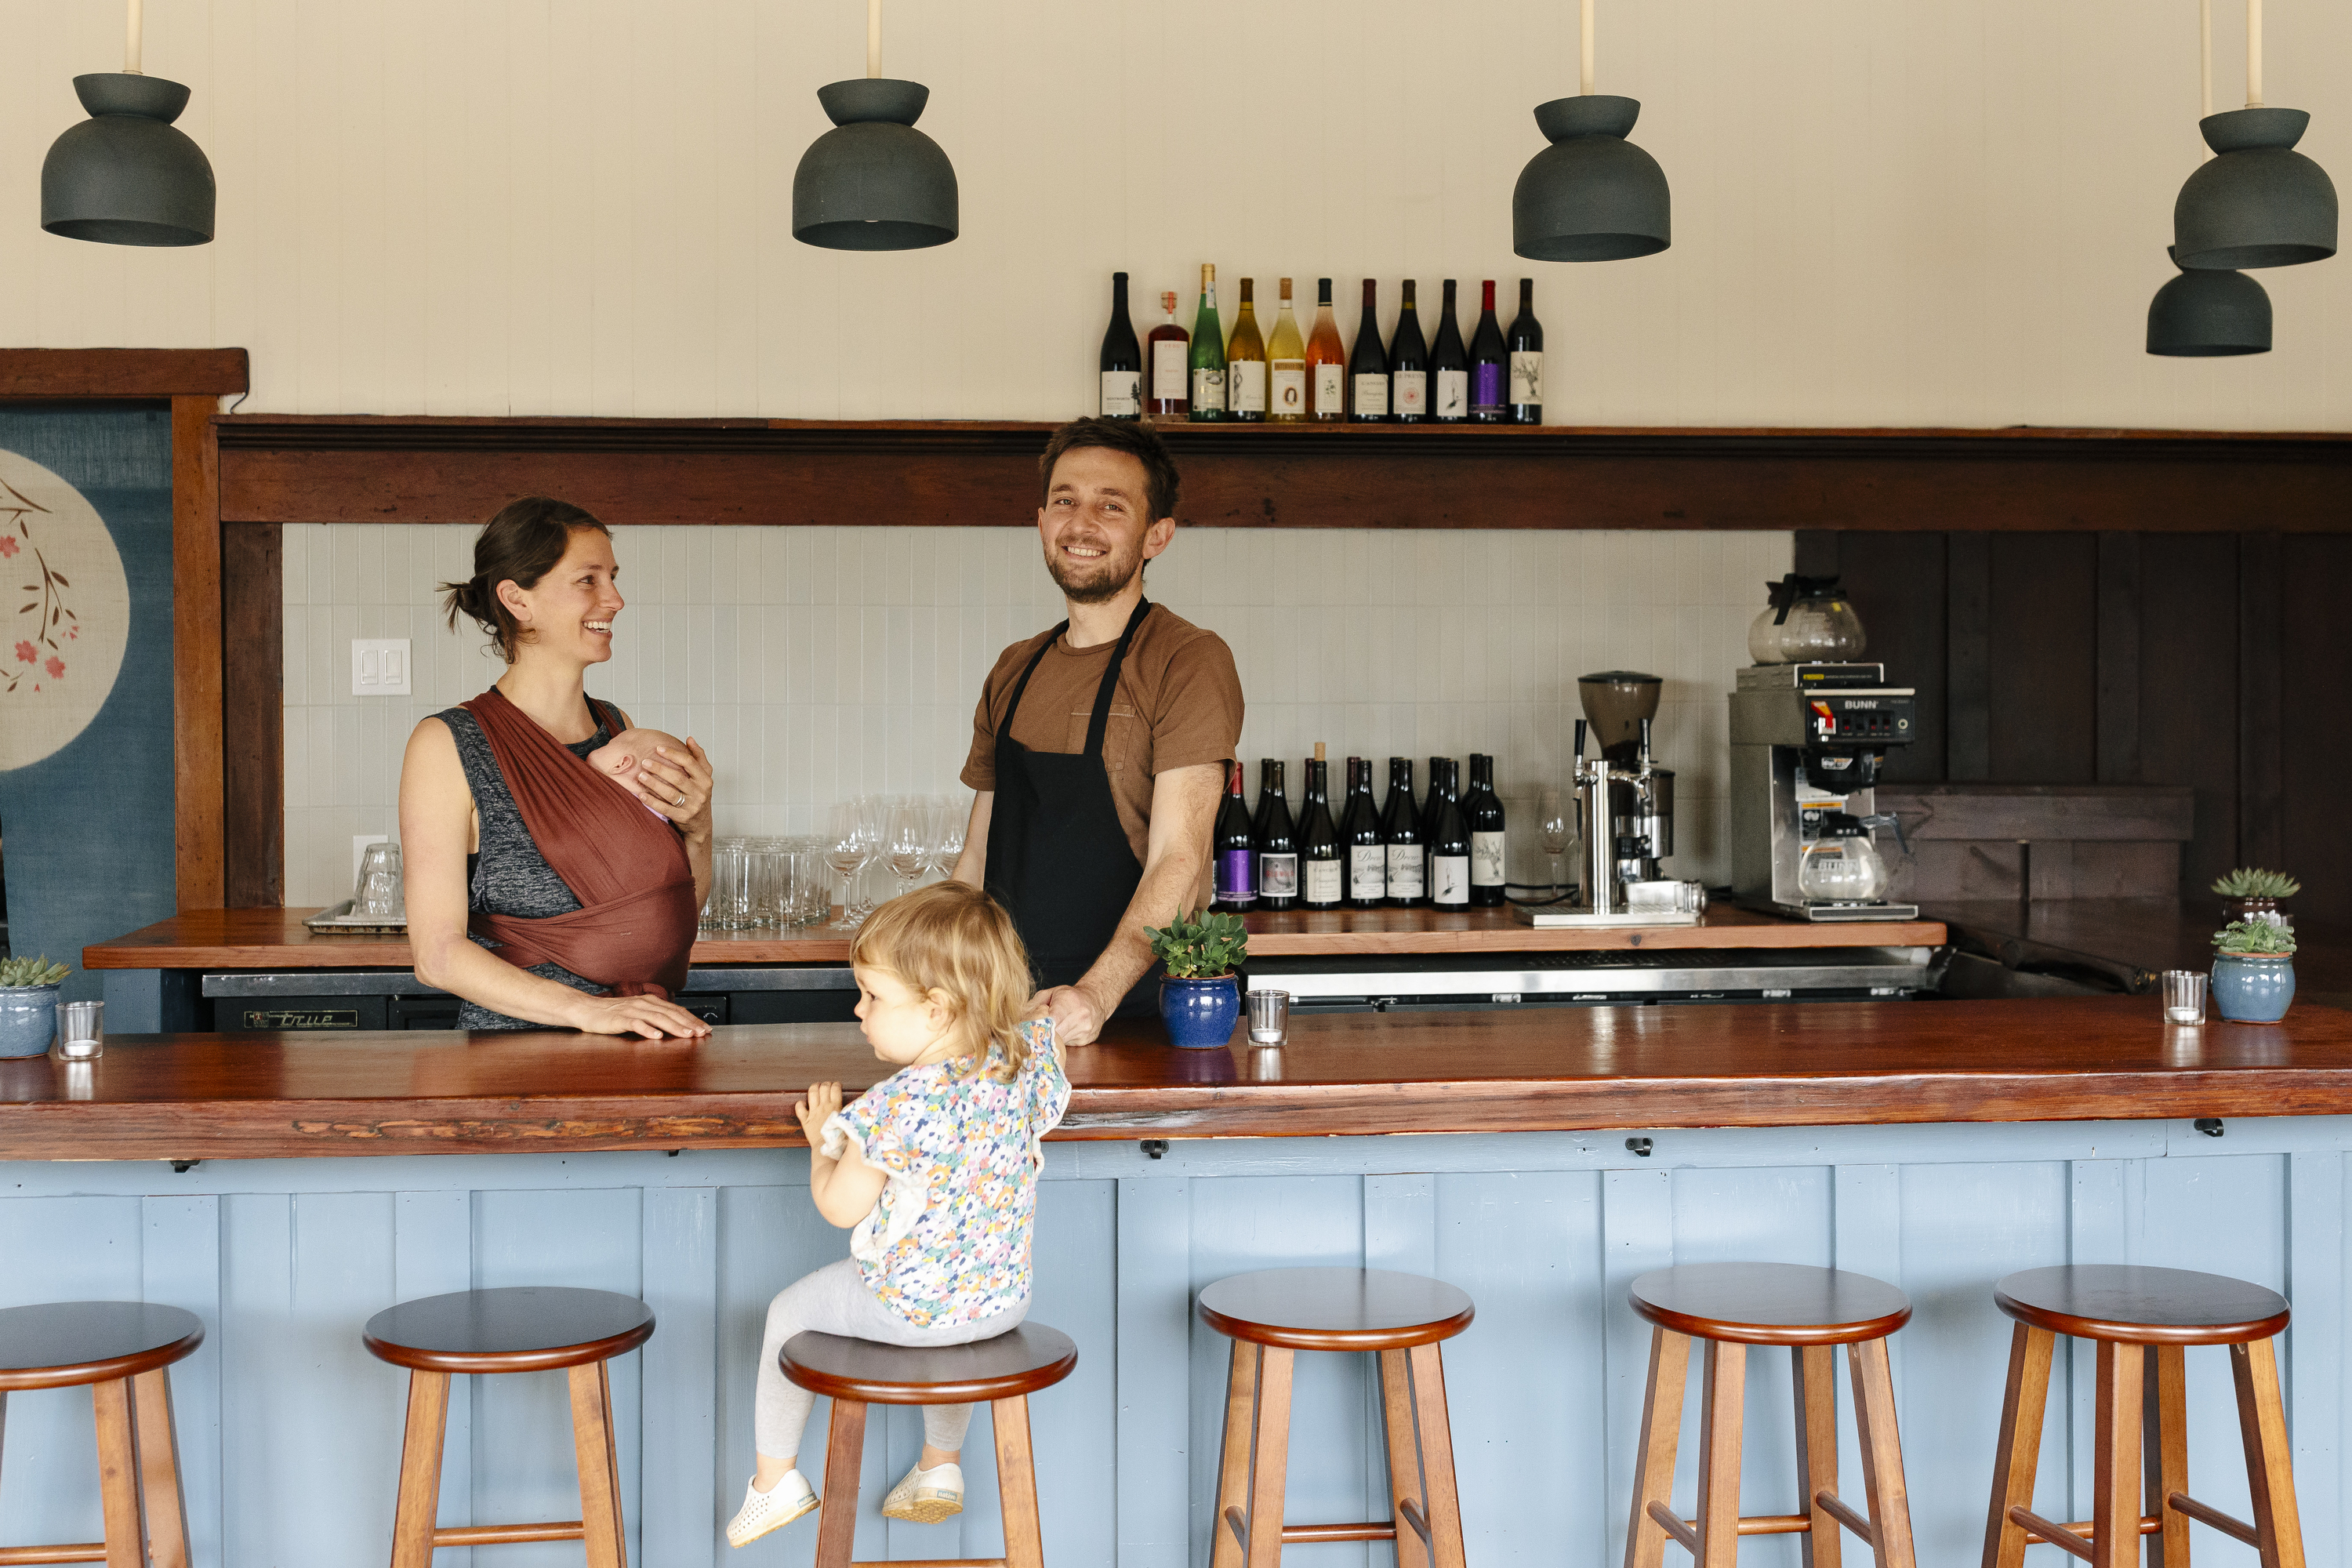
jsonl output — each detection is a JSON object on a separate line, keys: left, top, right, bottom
{"left": 1648, "top": 1500, "right": 1702, "bottom": 1553}
{"left": 431, "top": 1522, "right": 586, "bottom": 1546}
{"left": 1652, "top": 1503, "right": 1822, "bottom": 1543}
{"left": 2167, "top": 1490, "right": 2261, "bottom": 1548}
{"left": 2011, "top": 1507, "right": 2097, "bottom": 1561}
{"left": 848, "top": 1559, "right": 1011, "bottom": 1567}
{"left": 1815, "top": 1490, "right": 1877, "bottom": 1544}
{"left": 1225, "top": 1504, "right": 1407, "bottom": 1549}
{"left": 0, "top": 1545, "right": 108, "bottom": 1565}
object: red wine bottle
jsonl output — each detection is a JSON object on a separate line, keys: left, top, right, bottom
{"left": 1429, "top": 280, "right": 1468, "bottom": 422}
{"left": 1348, "top": 279, "right": 1389, "bottom": 421}
{"left": 1508, "top": 278, "right": 1544, "bottom": 425}
{"left": 1470, "top": 281, "right": 1508, "bottom": 423}
{"left": 1213, "top": 760, "right": 1255, "bottom": 910}
{"left": 1430, "top": 777, "right": 1472, "bottom": 908}
{"left": 1099, "top": 271, "right": 1141, "bottom": 419}
{"left": 1300, "top": 750, "right": 1342, "bottom": 909}
{"left": 1145, "top": 289, "right": 1189, "bottom": 421}
{"left": 1389, "top": 282, "right": 1428, "bottom": 423}
{"left": 1341, "top": 757, "right": 1385, "bottom": 906}
{"left": 1382, "top": 757, "right": 1425, "bottom": 906}
{"left": 1255, "top": 760, "right": 1298, "bottom": 910}
{"left": 1466, "top": 753, "right": 1507, "bottom": 906}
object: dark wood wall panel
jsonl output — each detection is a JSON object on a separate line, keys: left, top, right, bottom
{"left": 2281, "top": 535, "right": 2352, "bottom": 924}
{"left": 221, "top": 523, "right": 282, "bottom": 908}
{"left": 1836, "top": 532, "right": 1948, "bottom": 782}
{"left": 1988, "top": 534, "right": 2100, "bottom": 785}
{"left": 2138, "top": 534, "right": 2242, "bottom": 900}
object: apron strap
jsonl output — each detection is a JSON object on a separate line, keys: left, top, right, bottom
{"left": 1082, "top": 599, "right": 1154, "bottom": 758}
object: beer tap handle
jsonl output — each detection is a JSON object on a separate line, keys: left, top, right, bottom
{"left": 1637, "top": 717, "right": 1653, "bottom": 771}
{"left": 1573, "top": 719, "right": 1587, "bottom": 771}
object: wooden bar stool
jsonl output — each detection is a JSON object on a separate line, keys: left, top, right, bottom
{"left": 1197, "top": 1266, "right": 1476, "bottom": 1568}
{"left": 782, "top": 1322, "right": 1078, "bottom": 1568}
{"left": 362, "top": 1286, "right": 655, "bottom": 1568}
{"left": 0, "top": 1301, "right": 204, "bottom": 1568}
{"left": 1624, "top": 1262, "right": 1918, "bottom": 1568}
{"left": 1982, "top": 1264, "right": 2304, "bottom": 1568}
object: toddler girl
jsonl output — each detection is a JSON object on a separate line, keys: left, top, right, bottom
{"left": 727, "top": 880, "right": 1069, "bottom": 1547}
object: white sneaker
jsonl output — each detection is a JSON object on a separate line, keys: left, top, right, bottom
{"left": 726, "top": 1469, "right": 818, "bottom": 1548}
{"left": 880, "top": 1461, "right": 964, "bottom": 1523}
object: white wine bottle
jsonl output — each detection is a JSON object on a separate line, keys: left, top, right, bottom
{"left": 1267, "top": 278, "right": 1308, "bottom": 423}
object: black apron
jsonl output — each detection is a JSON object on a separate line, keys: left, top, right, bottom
{"left": 984, "top": 597, "right": 1161, "bottom": 1018}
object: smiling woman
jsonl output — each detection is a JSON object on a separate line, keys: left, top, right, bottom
{"left": 394, "top": 498, "right": 717, "bottom": 1037}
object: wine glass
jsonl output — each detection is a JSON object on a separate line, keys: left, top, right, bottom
{"left": 1538, "top": 786, "right": 1573, "bottom": 902}
{"left": 886, "top": 800, "right": 929, "bottom": 900}
{"left": 825, "top": 801, "right": 874, "bottom": 931}
{"left": 930, "top": 795, "right": 967, "bottom": 880}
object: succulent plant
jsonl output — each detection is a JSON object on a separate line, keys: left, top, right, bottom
{"left": 0, "top": 955, "right": 70, "bottom": 989}
{"left": 2212, "top": 867, "right": 2301, "bottom": 900}
{"left": 1145, "top": 909, "right": 1249, "bottom": 979}
{"left": 2214, "top": 919, "right": 2298, "bottom": 957}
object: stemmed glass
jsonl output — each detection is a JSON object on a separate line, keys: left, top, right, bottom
{"left": 1538, "top": 786, "right": 1573, "bottom": 902}
{"left": 826, "top": 799, "right": 880, "bottom": 930}
{"left": 886, "top": 799, "right": 930, "bottom": 900}
{"left": 929, "top": 797, "right": 967, "bottom": 880}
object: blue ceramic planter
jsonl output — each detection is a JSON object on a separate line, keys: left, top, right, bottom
{"left": 1160, "top": 975, "right": 1240, "bottom": 1049}
{"left": 2212, "top": 954, "right": 2295, "bottom": 1023}
{"left": 0, "top": 985, "right": 61, "bottom": 1058}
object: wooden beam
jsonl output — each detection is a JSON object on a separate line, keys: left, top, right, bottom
{"left": 172, "top": 397, "right": 224, "bottom": 910}
{"left": 220, "top": 523, "right": 282, "bottom": 906}
{"left": 0, "top": 348, "right": 246, "bottom": 399}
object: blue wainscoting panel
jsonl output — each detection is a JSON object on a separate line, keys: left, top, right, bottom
{"left": 3, "top": 1120, "right": 2352, "bottom": 1566}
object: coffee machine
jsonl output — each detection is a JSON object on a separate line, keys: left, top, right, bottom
{"left": 1730, "top": 662, "right": 1918, "bottom": 920}
{"left": 1515, "top": 671, "right": 1700, "bottom": 927}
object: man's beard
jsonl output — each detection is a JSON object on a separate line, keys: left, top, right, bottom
{"left": 1044, "top": 536, "right": 1142, "bottom": 603}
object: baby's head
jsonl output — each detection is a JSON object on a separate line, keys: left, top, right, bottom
{"left": 585, "top": 726, "right": 685, "bottom": 792}
{"left": 849, "top": 882, "right": 1038, "bottom": 1080}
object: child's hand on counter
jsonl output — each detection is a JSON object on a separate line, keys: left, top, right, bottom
{"left": 795, "top": 1081, "right": 842, "bottom": 1146}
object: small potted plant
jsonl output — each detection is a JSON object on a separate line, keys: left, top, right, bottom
{"left": 2212, "top": 867, "right": 2299, "bottom": 930}
{"left": 2211, "top": 918, "right": 2296, "bottom": 1023}
{"left": 1145, "top": 909, "right": 1247, "bottom": 1049}
{"left": 0, "top": 956, "right": 71, "bottom": 1059}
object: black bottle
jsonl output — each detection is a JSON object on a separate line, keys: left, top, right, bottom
{"left": 1381, "top": 758, "right": 1424, "bottom": 906}
{"left": 1430, "top": 779, "right": 1472, "bottom": 908}
{"left": 1507, "top": 278, "right": 1544, "bottom": 425}
{"left": 1098, "top": 271, "right": 1142, "bottom": 420}
{"left": 1254, "top": 760, "right": 1298, "bottom": 910}
{"left": 1388, "top": 282, "right": 1429, "bottom": 423}
{"left": 1298, "top": 753, "right": 1342, "bottom": 909}
{"left": 1429, "top": 280, "right": 1468, "bottom": 422}
{"left": 1341, "top": 757, "right": 1385, "bottom": 906}
{"left": 1212, "top": 760, "right": 1255, "bottom": 911}
{"left": 1465, "top": 753, "right": 1507, "bottom": 906}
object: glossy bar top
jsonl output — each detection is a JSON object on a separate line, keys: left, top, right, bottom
{"left": 2, "top": 996, "right": 2346, "bottom": 1162}
{"left": 82, "top": 904, "right": 1947, "bottom": 971}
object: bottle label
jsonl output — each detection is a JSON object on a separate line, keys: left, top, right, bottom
{"left": 1394, "top": 370, "right": 1428, "bottom": 416}
{"left": 1100, "top": 371, "right": 1140, "bottom": 417}
{"left": 1152, "top": 343, "right": 1188, "bottom": 401}
{"left": 1271, "top": 364, "right": 1307, "bottom": 415}
{"left": 1305, "top": 858, "right": 1344, "bottom": 905}
{"left": 1386, "top": 844, "right": 1425, "bottom": 898}
{"left": 1216, "top": 848, "right": 1254, "bottom": 903}
{"left": 1510, "top": 350, "right": 1544, "bottom": 407}
{"left": 1314, "top": 364, "right": 1345, "bottom": 415}
{"left": 1472, "top": 830, "right": 1507, "bottom": 888}
{"left": 1259, "top": 852, "right": 1298, "bottom": 899}
{"left": 1230, "top": 361, "right": 1267, "bottom": 413}
{"left": 1472, "top": 364, "right": 1505, "bottom": 413}
{"left": 1436, "top": 369, "right": 1468, "bottom": 418}
{"left": 1432, "top": 855, "right": 1470, "bottom": 906}
{"left": 1192, "top": 368, "right": 1227, "bottom": 412}
{"left": 1353, "top": 374, "right": 1390, "bottom": 416}
{"left": 1349, "top": 844, "right": 1386, "bottom": 898}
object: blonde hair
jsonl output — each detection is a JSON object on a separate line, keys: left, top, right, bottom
{"left": 849, "top": 883, "right": 1039, "bottom": 1081}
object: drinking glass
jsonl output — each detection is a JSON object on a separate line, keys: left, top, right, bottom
{"left": 786, "top": 847, "right": 830, "bottom": 926}
{"left": 930, "top": 797, "right": 967, "bottom": 879}
{"left": 886, "top": 800, "right": 929, "bottom": 899}
{"left": 1247, "top": 988, "right": 1290, "bottom": 1045}
{"left": 354, "top": 842, "right": 405, "bottom": 918}
{"left": 826, "top": 800, "right": 880, "bottom": 930}
{"left": 709, "top": 837, "right": 753, "bottom": 931}
{"left": 2162, "top": 969, "right": 2208, "bottom": 1025}
{"left": 54, "top": 1000, "right": 102, "bottom": 1061}
{"left": 750, "top": 838, "right": 789, "bottom": 929}
{"left": 1537, "top": 787, "right": 1572, "bottom": 898}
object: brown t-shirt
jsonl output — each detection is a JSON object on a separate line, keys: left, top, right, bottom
{"left": 962, "top": 604, "right": 1244, "bottom": 908}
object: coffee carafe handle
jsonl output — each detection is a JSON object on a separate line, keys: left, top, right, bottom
{"left": 1857, "top": 811, "right": 1909, "bottom": 854}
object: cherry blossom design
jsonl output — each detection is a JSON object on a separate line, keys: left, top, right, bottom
{"left": 42, "top": 655, "right": 64, "bottom": 678}
{"left": 12, "top": 640, "right": 32, "bottom": 664}
{"left": 0, "top": 537, "right": 16, "bottom": 558}
{"left": 2, "top": 477, "right": 73, "bottom": 695}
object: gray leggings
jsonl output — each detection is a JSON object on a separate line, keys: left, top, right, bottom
{"left": 755, "top": 1258, "right": 1029, "bottom": 1459}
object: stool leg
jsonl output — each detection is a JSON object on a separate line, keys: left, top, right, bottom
{"left": 131, "top": 1368, "right": 192, "bottom": 1568}
{"left": 993, "top": 1395, "right": 1047, "bottom": 1568}
{"left": 1849, "top": 1337, "right": 1918, "bottom": 1568}
{"left": 1624, "top": 1327, "right": 1694, "bottom": 1568}
{"left": 1982, "top": 1323, "right": 2056, "bottom": 1568}
{"left": 91, "top": 1376, "right": 147, "bottom": 1568}
{"left": 2144, "top": 1345, "right": 2190, "bottom": 1568}
{"left": 390, "top": 1370, "right": 450, "bottom": 1568}
{"left": 2230, "top": 1335, "right": 2307, "bottom": 1568}
{"left": 2092, "top": 1341, "right": 2145, "bottom": 1568}
{"left": 1211, "top": 1341, "right": 1261, "bottom": 1568}
{"left": 1794, "top": 1345, "right": 1842, "bottom": 1568}
{"left": 1379, "top": 1351, "right": 1431, "bottom": 1568}
{"left": 812, "top": 1396, "right": 869, "bottom": 1568}
{"left": 1243, "top": 1347, "right": 1294, "bottom": 1568}
{"left": 1696, "top": 1340, "right": 1747, "bottom": 1568}
{"left": 568, "top": 1360, "right": 629, "bottom": 1568}
{"left": 1403, "top": 1345, "right": 1468, "bottom": 1568}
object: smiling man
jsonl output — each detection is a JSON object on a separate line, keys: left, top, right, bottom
{"left": 950, "top": 418, "right": 1243, "bottom": 1046}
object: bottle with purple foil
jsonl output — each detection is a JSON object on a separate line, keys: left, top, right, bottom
{"left": 1469, "top": 280, "right": 1508, "bottom": 422}
{"left": 1212, "top": 759, "right": 1257, "bottom": 911}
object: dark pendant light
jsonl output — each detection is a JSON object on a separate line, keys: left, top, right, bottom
{"left": 793, "top": 0, "right": 956, "bottom": 251}
{"left": 2172, "top": 0, "right": 2335, "bottom": 269}
{"left": 41, "top": 0, "right": 214, "bottom": 247}
{"left": 2148, "top": 248, "right": 2270, "bottom": 355}
{"left": 1512, "top": 0, "right": 1670, "bottom": 262}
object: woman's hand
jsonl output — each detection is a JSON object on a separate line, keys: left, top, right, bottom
{"left": 796, "top": 1080, "right": 843, "bottom": 1145}
{"left": 633, "top": 738, "right": 713, "bottom": 839}
{"left": 569, "top": 992, "right": 713, "bottom": 1040}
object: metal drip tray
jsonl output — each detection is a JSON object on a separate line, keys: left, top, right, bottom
{"left": 1247, "top": 946, "right": 1935, "bottom": 1011}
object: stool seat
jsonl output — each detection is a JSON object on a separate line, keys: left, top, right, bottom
{"left": 1197, "top": 1265, "right": 1475, "bottom": 1351}
{"left": 362, "top": 1287, "right": 655, "bottom": 1374}
{"left": 0, "top": 1301, "right": 205, "bottom": 1391}
{"left": 1994, "top": 1264, "right": 2290, "bottom": 1345}
{"left": 782, "top": 1323, "right": 1078, "bottom": 1403}
{"left": 1632, "top": 1261, "right": 1911, "bottom": 1345}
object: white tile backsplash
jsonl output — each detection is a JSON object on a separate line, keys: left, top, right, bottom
{"left": 282, "top": 524, "right": 1791, "bottom": 909}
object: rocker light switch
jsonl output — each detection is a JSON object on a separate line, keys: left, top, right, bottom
{"left": 352, "top": 639, "right": 412, "bottom": 696}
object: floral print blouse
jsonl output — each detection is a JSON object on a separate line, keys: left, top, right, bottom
{"left": 823, "top": 1020, "right": 1070, "bottom": 1328}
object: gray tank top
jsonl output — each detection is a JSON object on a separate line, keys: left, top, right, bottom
{"left": 434, "top": 699, "right": 621, "bottom": 1031}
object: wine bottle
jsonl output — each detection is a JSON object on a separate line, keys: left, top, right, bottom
{"left": 1099, "top": 272, "right": 1141, "bottom": 420}
{"left": 1348, "top": 279, "right": 1390, "bottom": 421}
{"left": 1421, "top": 757, "right": 1457, "bottom": 892}
{"left": 1227, "top": 278, "right": 1268, "bottom": 422}
{"left": 1381, "top": 757, "right": 1425, "bottom": 907}
{"left": 1307, "top": 278, "right": 1347, "bottom": 422}
{"left": 1341, "top": 757, "right": 1385, "bottom": 906}
{"left": 1430, "top": 280, "right": 1468, "bottom": 422}
{"left": 1212, "top": 760, "right": 1254, "bottom": 910}
{"left": 1300, "top": 746, "right": 1342, "bottom": 909}
{"left": 1508, "top": 278, "right": 1544, "bottom": 425}
{"left": 1389, "top": 281, "right": 1428, "bottom": 423}
{"left": 1430, "top": 777, "right": 1472, "bottom": 908}
{"left": 1467, "top": 752, "right": 1507, "bottom": 906}
{"left": 1251, "top": 757, "right": 1277, "bottom": 847}
{"left": 1470, "top": 281, "right": 1508, "bottom": 423}
{"left": 1267, "top": 278, "right": 1308, "bottom": 423}
{"left": 1255, "top": 759, "right": 1298, "bottom": 909}
{"left": 1146, "top": 289, "right": 1189, "bottom": 421}
{"left": 1189, "top": 264, "right": 1227, "bottom": 422}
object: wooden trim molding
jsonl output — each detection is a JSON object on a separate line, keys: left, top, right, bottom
{"left": 172, "top": 396, "right": 226, "bottom": 909}
{"left": 0, "top": 347, "right": 247, "bottom": 399}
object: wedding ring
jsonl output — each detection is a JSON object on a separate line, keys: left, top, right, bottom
{"left": 675, "top": 792, "right": 687, "bottom": 807}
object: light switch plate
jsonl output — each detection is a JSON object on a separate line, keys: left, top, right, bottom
{"left": 352, "top": 638, "right": 412, "bottom": 695}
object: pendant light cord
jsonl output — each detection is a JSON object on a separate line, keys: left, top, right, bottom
{"left": 2245, "top": 0, "right": 2261, "bottom": 106}
{"left": 1579, "top": 0, "right": 1595, "bottom": 94}
{"left": 125, "top": 0, "right": 143, "bottom": 74}
{"left": 866, "top": 0, "right": 881, "bottom": 78}
{"left": 2199, "top": 0, "right": 2212, "bottom": 117}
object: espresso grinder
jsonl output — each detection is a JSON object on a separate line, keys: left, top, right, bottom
{"left": 1730, "top": 662, "right": 1918, "bottom": 920}
{"left": 1515, "top": 670, "right": 1697, "bottom": 927}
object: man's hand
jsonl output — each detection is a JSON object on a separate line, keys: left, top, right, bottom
{"left": 796, "top": 1080, "right": 843, "bottom": 1145}
{"left": 1032, "top": 982, "right": 1113, "bottom": 1048}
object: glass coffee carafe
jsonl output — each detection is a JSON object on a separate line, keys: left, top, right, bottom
{"left": 1748, "top": 574, "right": 1867, "bottom": 665}
{"left": 1796, "top": 813, "right": 1891, "bottom": 903}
